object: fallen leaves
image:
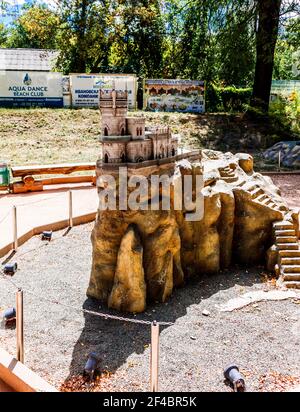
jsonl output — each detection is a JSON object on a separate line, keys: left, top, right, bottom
{"left": 258, "top": 371, "right": 300, "bottom": 392}
{"left": 60, "top": 370, "right": 113, "bottom": 393}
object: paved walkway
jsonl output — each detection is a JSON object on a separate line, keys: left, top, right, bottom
{"left": 0, "top": 183, "right": 98, "bottom": 257}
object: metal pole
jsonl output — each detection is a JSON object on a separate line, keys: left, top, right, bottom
{"left": 150, "top": 321, "right": 159, "bottom": 392}
{"left": 16, "top": 289, "right": 24, "bottom": 363}
{"left": 278, "top": 150, "right": 281, "bottom": 170}
{"left": 13, "top": 205, "right": 18, "bottom": 251}
{"left": 69, "top": 190, "right": 73, "bottom": 228}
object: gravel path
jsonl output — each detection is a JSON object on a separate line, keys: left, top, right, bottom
{"left": 0, "top": 175, "right": 299, "bottom": 392}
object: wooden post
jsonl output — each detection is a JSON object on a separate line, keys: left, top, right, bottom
{"left": 16, "top": 289, "right": 24, "bottom": 363}
{"left": 69, "top": 190, "right": 73, "bottom": 228}
{"left": 278, "top": 150, "right": 281, "bottom": 170}
{"left": 150, "top": 321, "right": 159, "bottom": 392}
{"left": 13, "top": 206, "right": 18, "bottom": 251}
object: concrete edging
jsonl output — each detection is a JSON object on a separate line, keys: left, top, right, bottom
{"left": 0, "top": 212, "right": 97, "bottom": 258}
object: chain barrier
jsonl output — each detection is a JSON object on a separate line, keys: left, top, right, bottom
{"left": 0, "top": 271, "right": 174, "bottom": 326}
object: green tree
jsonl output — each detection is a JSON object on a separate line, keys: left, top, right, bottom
{"left": 0, "top": 23, "right": 8, "bottom": 46}
{"left": 274, "top": 17, "right": 300, "bottom": 80}
{"left": 6, "top": 5, "right": 61, "bottom": 49}
{"left": 109, "top": 0, "right": 165, "bottom": 77}
{"left": 56, "top": 0, "right": 111, "bottom": 73}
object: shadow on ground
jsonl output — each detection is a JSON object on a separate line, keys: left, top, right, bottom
{"left": 64, "top": 265, "right": 263, "bottom": 388}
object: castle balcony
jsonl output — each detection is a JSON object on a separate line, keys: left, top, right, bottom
{"left": 99, "top": 135, "right": 132, "bottom": 143}
{"left": 100, "top": 101, "right": 128, "bottom": 108}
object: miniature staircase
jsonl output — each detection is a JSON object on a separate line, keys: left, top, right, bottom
{"left": 219, "top": 166, "right": 239, "bottom": 183}
{"left": 273, "top": 220, "right": 300, "bottom": 289}
{"left": 238, "top": 182, "right": 288, "bottom": 213}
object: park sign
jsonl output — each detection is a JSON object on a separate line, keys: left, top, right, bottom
{"left": 0, "top": 71, "right": 63, "bottom": 108}
{"left": 70, "top": 74, "right": 138, "bottom": 109}
{"left": 144, "top": 79, "right": 205, "bottom": 113}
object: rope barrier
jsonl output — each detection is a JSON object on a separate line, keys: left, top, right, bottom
{"left": 16, "top": 192, "right": 67, "bottom": 207}
{"left": 0, "top": 271, "right": 174, "bottom": 326}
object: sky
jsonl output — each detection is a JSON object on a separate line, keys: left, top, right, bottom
{"left": 0, "top": 0, "right": 57, "bottom": 24}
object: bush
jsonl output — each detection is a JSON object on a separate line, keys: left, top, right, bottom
{"left": 269, "top": 92, "right": 300, "bottom": 134}
{"left": 206, "top": 83, "right": 252, "bottom": 112}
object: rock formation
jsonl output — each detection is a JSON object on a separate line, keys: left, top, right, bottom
{"left": 87, "top": 149, "right": 300, "bottom": 312}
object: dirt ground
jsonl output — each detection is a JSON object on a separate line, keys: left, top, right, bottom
{"left": 0, "top": 173, "right": 299, "bottom": 393}
{"left": 1, "top": 108, "right": 298, "bottom": 170}
{"left": 269, "top": 174, "right": 300, "bottom": 210}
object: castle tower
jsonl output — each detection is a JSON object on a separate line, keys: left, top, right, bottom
{"left": 99, "top": 86, "right": 128, "bottom": 136}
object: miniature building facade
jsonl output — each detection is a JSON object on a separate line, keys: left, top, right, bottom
{"left": 99, "top": 88, "right": 178, "bottom": 164}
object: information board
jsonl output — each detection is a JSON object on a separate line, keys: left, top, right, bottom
{"left": 144, "top": 79, "right": 205, "bottom": 113}
{"left": 0, "top": 71, "right": 63, "bottom": 108}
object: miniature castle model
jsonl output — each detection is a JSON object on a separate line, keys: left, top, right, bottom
{"left": 99, "top": 88, "right": 178, "bottom": 164}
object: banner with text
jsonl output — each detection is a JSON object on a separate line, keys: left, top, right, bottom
{"left": 70, "top": 74, "right": 137, "bottom": 109}
{"left": 0, "top": 71, "right": 63, "bottom": 108}
{"left": 144, "top": 79, "right": 205, "bottom": 113}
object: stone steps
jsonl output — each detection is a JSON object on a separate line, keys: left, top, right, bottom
{"left": 236, "top": 180, "right": 246, "bottom": 187}
{"left": 250, "top": 187, "right": 264, "bottom": 198}
{"left": 280, "top": 257, "right": 300, "bottom": 265}
{"left": 276, "top": 236, "right": 298, "bottom": 244}
{"left": 277, "top": 243, "right": 299, "bottom": 250}
{"left": 275, "top": 229, "right": 296, "bottom": 237}
{"left": 281, "top": 265, "right": 300, "bottom": 273}
{"left": 273, "top": 221, "right": 294, "bottom": 230}
{"left": 283, "top": 273, "right": 300, "bottom": 281}
{"left": 279, "top": 249, "right": 300, "bottom": 257}
{"left": 283, "top": 281, "right": 300, "bottom": 289}
{"left": 256, "top": 194, "right": 268, "bottom": 202}
{"left": 222, "top": 176, "right": 239, "bottom": 183}
{"left": 274, "top": 219, "right": 300, "bottom": 290}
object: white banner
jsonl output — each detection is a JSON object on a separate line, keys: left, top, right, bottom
{"left": 0, "top": 71, "right": 63, "bottom": 108}
{"left": 70, "top": 74, "right": 137, "bottom": 109}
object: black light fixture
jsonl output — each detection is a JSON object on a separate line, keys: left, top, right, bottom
{"left": 41, "top": 231, "right": 53, "bottom": 241}
{"left": 224, "top": 364, "right": 246, "bottom": 392}
{"left": 3, "top": 307, "right": 16, "bottom": 325}
{"left": 3, "top": 262, "right": 18, "bottom": 275}
{"left": 84, "top": 352, "right": 99, "bottom": 380}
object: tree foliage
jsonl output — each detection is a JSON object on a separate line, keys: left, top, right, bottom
{"left": 0, "top": 0, "right": 299, "bottom": 104}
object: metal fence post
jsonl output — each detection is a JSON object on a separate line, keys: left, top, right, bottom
{"left": 69, "top": 190, "right": 73, "bottom": 228}
{"left": 16, "top": 288, "right": 24, "bottom": 363}
{"left": 150, "top": 321, "right": 159, "bottom": 392}
{"left": 13, "top": 205, "right": 18, "bottom": 251}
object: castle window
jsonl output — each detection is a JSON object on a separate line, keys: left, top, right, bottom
{"left": 121, "top": 127, "right": 125, "bottom": 136}
{"left": 140, "top": 127, "right": 143, "bottom": 136}
{"left": 172, "top": 147, "right": 176, "bottom": 156}
{"left": 121, "top": 153, "right": 126, "bottom": 163}
{"left": 104, "top": 153, "right": 109, "bottom": 163}
{"left": 104, "top": 127, "right": 108, "bottom": 136}
{"left": 136, "top": 127, "right": 140, "bottom": 136}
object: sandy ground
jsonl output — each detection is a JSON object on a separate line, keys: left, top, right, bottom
{"left": 0, "top": 175, "right": 299, "bottom": 392}
{"left": 269, "top": 174, "right": 300, "bottom": 209}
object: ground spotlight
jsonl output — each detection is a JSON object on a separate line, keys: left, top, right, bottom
{"left": 3, "top": 308, "right": 16, "bottom": 325}
{"left": 3, "top": 262, "right": 18, "bottom": 275}
{"left": 224, "top": 364, "right": 246, "bottom": 392}
{"left": 42, "top": 231, "right": 53, "bottom": 241}
{"left": 83, "top": 352, "right": 99, "bottom": 380}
